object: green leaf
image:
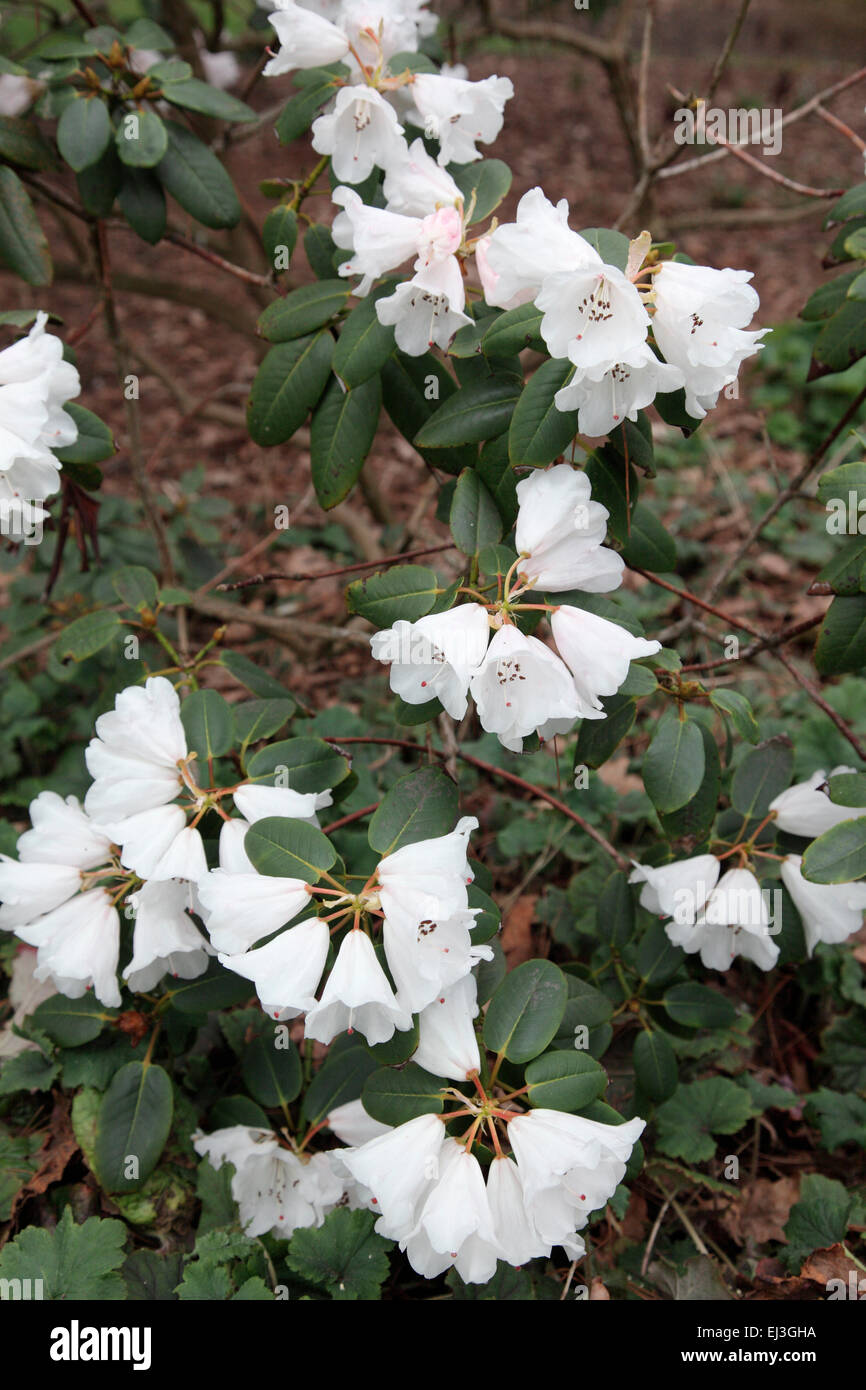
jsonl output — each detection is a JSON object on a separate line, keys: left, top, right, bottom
{"left": 111, "top": 564, "right": 158, "bottom": 611}
{"left": 643, "top": 710, "right": 705, "bottom": 814}
{"left": 0, "top": 1050, "right": 59, "bottom": 1096}
{"left": 414, "top": 372, "right": 521, "bottom": 448}
{"left": 223, "top": 650, "right": 291, "bottom": 700}
{"left": 825, "top": 182, "right": 866, "bottom": 227}
{"left": 275, "top": 67, "right": 344, "bottom": 144}
{"left": 709, "top": 688, "right": 760, "bottom": 742}
{"left": 730, "top": 736, "right": 794, "bottom": 819}
{"left": 578, "top": 226, "right": 630, "bottom": 270}
{"left": 663, "top": 983, "right": 736, "bottom": 1029}
{"left": 0, "top": 167, "right": 51, "bottom": 285}
{"left": 362, "top": 1063, "right": 444, "bottom": 1125}
{"left": 813, "top": 300, "right": 866, "bottom": 374}
{"left": 157, "top": 120, "right": 240, "bottom": 230}
{"left": 451, "top": 158, "right": 512, "bottom": 223}
{"left": 311, "top": 374, "right": 381, "bottom": 509}
{"left": 333, "top": 288, "right": 396, "bottom": 386}
{"left": 0, "top": 115, "right": 56, "bottom": 171}
{"left": 632, "top": 1030, "right": 678, "bottom": 1103}
{"left": 114, "top": 107, "right": 167, "bottom": 167}
{"left": 287, "top": 1207, "right": 391, "bottom": 1300}
{"left": 658, "top": 721, "right": 721, "bottom": 844}
{"left": 801, "top": 271, "right": 860, "bottom": 322}
{"left": 508, "top": 358, "right": 578, "bottom": 466}
{"left": 259, "top": 281, "right": 350, "bottom": 342}
{"left": 245, "top": 735, "right": 350, "bottom": 794}
{"left": 241, "top": 1034, "right": 302, "bottom": 1108}
{"left": 180, "top": 688, "right": 235, "bottom": 760}
{"left": 164, "top": 961, "right": 252, "bottom": 1014}
{"left": 93, "top": 1062, "right": 174, "bottom": 1193}
{"left": 828, "top": 772, "right": 866, "bottom": 807}
{"left": 806, "top": 1088, "right": 866, "bottom": 1150}
{"left": 381, "top": 351, "right": 476, "bottom": 475}
{"left": 57, "top": 96, "right": 111, "bottom": 171}
{"left": 124, "top": 17, "right": 175, "bottom": 49}
{"left": 263, "top": 204, "right": 298, "bottom": 271}
{"left": 815, "top": 595, "right": 866, "bottom": 674}
{"left": 575, "top": 693, "right": 636, "bottom": 769}
{"left": 816, "top": 534, "right": 866, "bottom": 596}
{"left": 346, "top": 563, "right": 439, "bottom": 627}
{"left": 783, "top": 1174, "right": 853, "bottom": 1269}
{"left": 244, "top": 817, "right": 337, "bottom": 881}
{"left": 161, "top": 78, "right": 256, "bottom": 123}
{"left": 235, "top": 698, "right": 294, "bottom": 752}
{"left": 656, "top": 1078, "right": 756, "bottom": 1162}
{"left": 117, "top": 167, "right": 166, "bottom": 244}
{"left": 0, "top": 1207, "right": 126, "bottom": 1300}
{"left": 477, "top": 436, "right": 519, "bottom": 529}
{"left": 122, "top": 1249, "right": 183, "bottom": 1301}
{"left": 53, "top": 402, "right": 114, "bottom": 464}
{"left": 525, "top": 1050, "right": 607, "bottom": 1111}
{"left": 802, "top": 818, "right": 866, "bottom": 884}
{"left": 54, "top": 610, "right": 122, "bottom": 663}
{"left": 301, "top": 1045, "right": 377, "bottom": 1126}
{"left": 818, "top": 460, "right": 866, "bottom": 507}
{"left": 31, "top": 993, "right": 115, "bottom": 1047}
{"left": 247, "top": 332, "right": 334, "bottom": 446}
{"left": 620, "top": 504, "right": 676, "bottom": 571}
{"left": 449, "top": 467, "right": 503, "bottom": 555}
{"left": 146, "top": 58, "right": 193, "bottom": 83}
{"left": 596, "top": 870, "right": 635, "bottom": 947}
{"left": 481, "top": 303, "right": 545, "bottom": 356}
{"left": 483, "top": 960, "right": 568, "bottom": 1063}
{"left": 368, "top": 765, "right": 458, "bottom": 854}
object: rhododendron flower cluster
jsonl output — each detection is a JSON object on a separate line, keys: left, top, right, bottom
{"left": 372, "top": 463, "right": 660, "bottom": 751}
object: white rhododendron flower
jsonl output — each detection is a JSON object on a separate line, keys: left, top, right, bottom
{"left": 312, "top": 85, "right": 406, "bottom": 183}
{"left": 404, "top": 1139, "right": 501, "bottom": 1282}
{"left": 124, "top": 879, "right": 211, "bottom": 992}
{"left": 16, "top": 889, "right": 121, "bottom": 1008}
{"left": 554, "top": 342, "right": 684, "bottom": 436}
{"left": 769, "top": 766, "right": 865, "bottom": 838}
{"left": 382, "top": 138, "right": 462, "bottom": 217}
{"left": 327, "top": 1097, "right": 391, "bottom": 1146}
{"left": 550, "top": 605, "right": 660, "bottom": 717}
{"left": 486, "top": 1155, "right": 554, "bottom": 1268}
{"left": 412, "top": 973, "right": 481, "bottom": 1080}
{"left": 629, "top": 853, "right": 721, "bottom": 922}
{"left": 304, "top": 928, "right": 412, "bottom": 1045}
{"left": 232, "top": 783, "right": 332, "bottom": 825}
{"left": 0, "top": 72, "right": 44, "bottom": 117}
{"left": 536, "top": 261, "right": 650, "bottom": 367}
{"left": 384, "top": 906, "right": 491, "bottom": 1015}
{"left": 408, "top": 72, "right": 513, "bottom": 166}
{"left": 479, "top": 187, "right": 603, "bottom": 310}
{"left": 0, "top": 793, "right": 114, "bottom": 936}
{"left": 780, "top": 855, "right": 866, "bottom": 957}
{"left": 194, "top": 1125, "right": 344, "bottom": 1237}
{"left": 219, "top": 916, "right": 330, "bottom": 1020}
{"left": 0, "top": 311, "right": 80, "bottom": 501}
{"left": 651, "top": 260, "right": 766, "bottom": 419}
{"left": 198, "top": 817, "right": 314, "bottom": 954}
{"left": 263, "top": 0, "right": 351, "bottom": 75}
{"left": 376, "top": 816, "right": 477, "bottom": 931}
{"left": 332, "top": 188, "right": 471, "bottom": 350}
{"left": 370, "top": 604, "right": 490, "bottom": 719}
{"left": 470, "top": 623, "right": 581, "bottom": 753}
{"left": 341, "top": 1111, "right": 446, "bottom": 1237}
{"left": 666, "top": 867, "right": 779, "bottom": 971}
{"left": 513, "top": 465, "right": 624, "bottom": 593}
{"left": 84, "top": 676, "right": 188, "bottom": 820}
{"left": 376, "top": 267, "right": 473, "bottom": 354}
{"left": 508, "top": 1109, "right": 645, "bottom": 1252}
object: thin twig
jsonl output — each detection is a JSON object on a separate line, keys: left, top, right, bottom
{"left": 216, "top": 542, "right": 456, "bottom": 590}
{"left": 773, "top": 649, "right": 866, "bottom": 761}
